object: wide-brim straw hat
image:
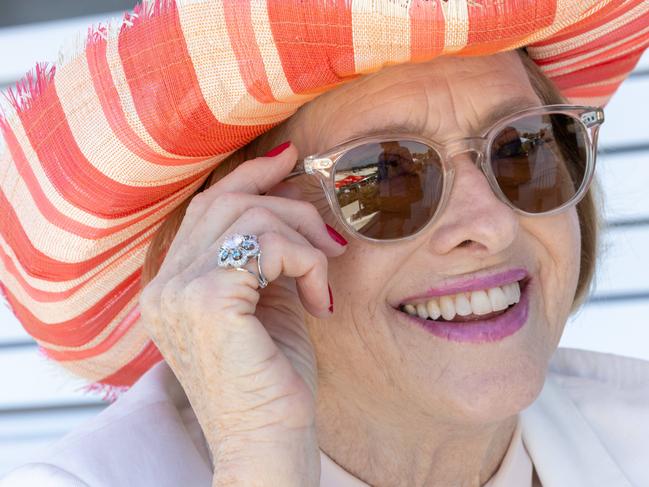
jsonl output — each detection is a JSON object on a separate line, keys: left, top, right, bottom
{"left": 1, "top": 0, "right": 647, "bottom": 398}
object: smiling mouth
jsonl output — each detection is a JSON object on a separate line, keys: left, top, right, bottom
{"left": 397, "top": 278, "right": 530, "bottom": 323}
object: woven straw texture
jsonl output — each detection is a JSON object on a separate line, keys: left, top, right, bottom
{"left": 0, "top": 0, "right": 647, "bottom": 394}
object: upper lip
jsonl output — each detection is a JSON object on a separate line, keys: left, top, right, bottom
{"left": 396, "top": 267, "right": 529, "bottom": 306}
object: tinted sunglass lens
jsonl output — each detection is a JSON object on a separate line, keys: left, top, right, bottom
{"left": 333, "top": 141, "right": 443, "bottom": 240}
{"left": 489, "top": 113, "right": 589, "bottom": 213}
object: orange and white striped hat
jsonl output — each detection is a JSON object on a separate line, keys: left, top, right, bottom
{"left": 1, "top": 0, "right": 647, "bottom": 398}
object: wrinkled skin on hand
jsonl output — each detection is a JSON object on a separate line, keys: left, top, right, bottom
{"left": 139, "top": 144, "right": 346, "bottom": 485}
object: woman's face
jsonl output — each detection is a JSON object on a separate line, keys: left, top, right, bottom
{"left": 263, "top": 51, "right": 581, "bottom": 426}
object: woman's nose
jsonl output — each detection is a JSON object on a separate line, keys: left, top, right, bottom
{"left": 426, "top": 151, "right": 519, "bottom": 255}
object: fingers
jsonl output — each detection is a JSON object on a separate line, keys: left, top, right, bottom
{"left": 184, "top": 142, "right": 299, "bottom": 222}
{"left": 218, "top": 142, "right": 299, "bottom": 195}
{"left": 255, "top": 232, "right": 330, "bottom": 318}
{"left": 177, "top": 210, "right": 331, "bottom": 319}
{"left": 162, "top": 194, "right": 346, "bottom": 280}
{"left": 148, "top": 140, "right": 341, "bottom": 319}
{"left": 197, "top": 193, "right": 343, "bottom": 252}
{"left": 162, "top": 142, "right": 339, "bottom": 278}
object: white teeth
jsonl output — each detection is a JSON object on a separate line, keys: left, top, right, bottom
{"left": 512, "top": 283, "right": 521, "bottom": 303}
{"left": 503, "top": 283, "right": 515, "bottom": 305}
{"left": 502, "top": 282, "right": 521, "bottom": 305}
{"left": 439, "top": 296, "right": 456, "bottom": 320}
{"left": 426, "top": 299, "right": 441, "bottom": 320}
{"left": 488, "top": 287, "right": 508, "bottom": 312}
{"left": 416, "top": 303, "right": 428, "bottom": 319}
{"left": 401, "top": 281, "right": 522, "bottom": 320}
{"left": 455, "top": 294, "right": 472, "bottom": 316}
{"left": 470, "top": 290, "right": 492, "bottom": 315}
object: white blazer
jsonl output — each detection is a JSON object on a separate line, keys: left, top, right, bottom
{"left": 1, "top": 347, "right": 648, "bottom": 487}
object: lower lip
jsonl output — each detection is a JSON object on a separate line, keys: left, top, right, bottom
{"left": 395, "top": 282, "right": 530, "bottom": 344}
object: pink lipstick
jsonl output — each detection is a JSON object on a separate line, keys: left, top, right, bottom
{"left": 400, "top": 268, "right": 528, "bottom": 303}
{"left": 395, "top": 276, "right": 531, "bottom": 344}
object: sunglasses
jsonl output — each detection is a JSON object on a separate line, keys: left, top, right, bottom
{"left": 285, "top": 104, "right": 604, "bottom": 243}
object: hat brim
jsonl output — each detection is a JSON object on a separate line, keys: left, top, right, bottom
{"left": 0, "top": 0, "right": 647, "bottom": 395}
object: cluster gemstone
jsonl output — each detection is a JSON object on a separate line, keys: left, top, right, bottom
{"left": 218, "top": 234, "right": 260, "bottom": 267}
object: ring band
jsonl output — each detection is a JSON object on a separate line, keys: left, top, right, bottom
{"left": 217, "top": 234, "right": 269, "bottom": 288}
{"left": 235, "top": 251, "right": 269, "bottom": 288}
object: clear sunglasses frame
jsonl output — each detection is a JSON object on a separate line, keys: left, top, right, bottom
{"left": 284, "top": 104, "right": 605, "bottom": 244}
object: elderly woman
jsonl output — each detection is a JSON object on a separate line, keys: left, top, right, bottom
{"left": 1, "top": 1, "right": 648, "bottom": 486}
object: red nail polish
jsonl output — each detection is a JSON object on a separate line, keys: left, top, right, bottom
{"left": 328, "top": 283, "right": 334, "bottom": 313}
{"left": 326, "top": 224, "right": 348, "bottom": 246}
{"left": 263, "top": 141, "right": 291, "bottom": 157}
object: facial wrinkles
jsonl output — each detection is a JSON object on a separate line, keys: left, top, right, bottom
{"left": 269, "top": 52, "right": 582, "bottom": 487}
{"left": 329, "top": 79, "right": 536, "bottom": 153}
{"left": 355, "top": 297, "right": 395, "bottom": 386}
{"left": 442, "top": 80, "right": 538, "bottom": 138}
{"left": 537, "top": 210, "right": 580, "bottom": 340}
{"left": 288, "top": 55, "right": 547, "bottom": 305}
{"left": 324, "top": 88, "right": 429, "bottom": 148}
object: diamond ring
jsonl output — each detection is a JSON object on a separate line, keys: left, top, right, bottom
{"left": 217, "top": 234, "right": 269, "bottom": 288}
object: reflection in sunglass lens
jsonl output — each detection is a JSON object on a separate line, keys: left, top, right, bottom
{"left": 334, "top": 141, "right": 443, "bottom": 240}
{"left": 489, "top": 113, "right": 588, "bottom": 213}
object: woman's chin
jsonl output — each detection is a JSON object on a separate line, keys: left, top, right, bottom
{"left": 396, "top": 347, "right": 550, "bottom": 424}
{"left": 381, "top": 310, "right": 551, "bottom": 423}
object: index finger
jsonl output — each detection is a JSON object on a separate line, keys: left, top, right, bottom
{"left": 165, "top": 142, "right": 301, "bottom": 260}
{"left": 213, "top": 141, "right": 298, "bottom": 197}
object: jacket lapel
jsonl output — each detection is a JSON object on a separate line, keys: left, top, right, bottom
{"left": 42, "top": 362, "right": 214, "bottom": 487}
{"left": 520, "top": 374, "right": 632, "bottom": 487}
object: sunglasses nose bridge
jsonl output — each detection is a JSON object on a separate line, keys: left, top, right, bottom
{"left": 444, "top": 137, "right": 486, "bottom": 170}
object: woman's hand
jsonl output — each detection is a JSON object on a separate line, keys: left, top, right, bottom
{"left": 139, "top": 142, "right": 346, "bottom": 486}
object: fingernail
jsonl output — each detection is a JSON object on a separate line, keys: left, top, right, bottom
{"left": 326, "top": 224, "right": 348, "bottom": 246}
{"left": 328, "top": 283, "right": 334, "bottom": 313}
{"left": 263, "top": 141, "right": 291, "bottom": 157}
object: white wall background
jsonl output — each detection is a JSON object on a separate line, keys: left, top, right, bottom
{"left": 0, "top": 7, "right": 648, "bottom": 477}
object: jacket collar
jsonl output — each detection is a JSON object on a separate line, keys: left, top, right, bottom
{"left": 316, "top": 373, "right": 634, "bottom": 487}
{"left": 174, "top": 361, "right": 632, "bottom": 486}
{"left": 89, "top": 360, "right": 632, "bottom": 487}
{"left": 520, "top": 374, "right": 632, "bottom": 487}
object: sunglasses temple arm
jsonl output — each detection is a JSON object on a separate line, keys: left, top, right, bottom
{"left": 283, "top": 159, "right": 307, "bottom": 181}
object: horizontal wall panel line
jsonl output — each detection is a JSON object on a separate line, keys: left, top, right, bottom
{"left": 0, "top": 1, "right": 135, "bottom": 29}
{"left": 588, "top": 291, "right": 649, "bottom": 304}
{"left": 0, "top": 402, "right": 105, "bottom": 416}
{"left": 0, "top": 340, "right": 36, "bottom": 350}
{"left": 599, "top": 143, "right": 649, "bottom": 156}
{"left": 606, "top": 218, "right": 649, "bottom": 228}
{"left": 628, "top": 69, "right": 649, "bottom": 79}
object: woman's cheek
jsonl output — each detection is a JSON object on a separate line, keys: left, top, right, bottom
{"left": 553, "top": 209, "right": 582, "bottom": 326}
{"left": 567, "top": 208, "right": 582, "bottom": 292}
